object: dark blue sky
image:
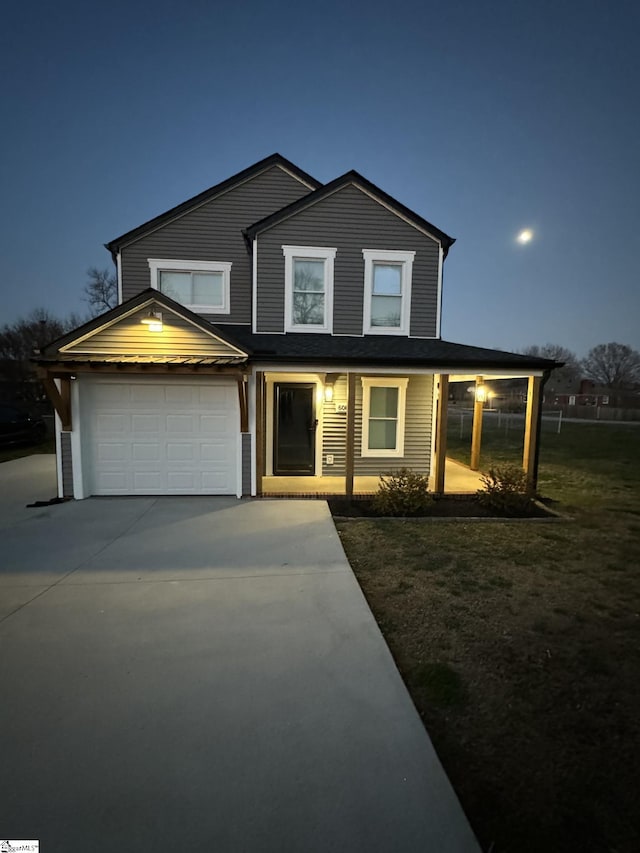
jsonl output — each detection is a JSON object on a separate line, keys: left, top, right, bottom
{"left": 2, "top": 0, "right": 638, "bottom": 356}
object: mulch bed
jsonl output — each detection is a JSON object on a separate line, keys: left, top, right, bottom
{"left": 328, "top": 496, "right": 551, "bottom": 519}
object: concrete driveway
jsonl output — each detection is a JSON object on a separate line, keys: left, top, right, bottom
{"left": 1, "top": 456, "right": 479, "bottom": 853}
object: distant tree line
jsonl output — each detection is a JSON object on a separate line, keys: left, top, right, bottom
{"left": 521, "top": 342, "right": 640, "bottom": 391}
{"left": 0, "top": 268, "right": 117, "bottom": 407}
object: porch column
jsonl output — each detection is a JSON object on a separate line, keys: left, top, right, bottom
{"left": 523, "top": 375, "right": 543, "bottom": 493}
{"left": 345, "top": 372, "right": 356, "bottom": 499}
{"left": 255, "top": 371, "right": 264, "bottom": 497}
{"left": 470, "top": 375, "right": 484, "bottom": 471}
{"left": 434, "top": 373, "right": 449, "bottom": 493}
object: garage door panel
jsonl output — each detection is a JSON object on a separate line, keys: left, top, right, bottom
{"left": 131, "top": 386, "right": 165, "bottom": 405}
{"left": 166, "top": 414, "right": 197, "bottom": 435}
{"left": 201, "top": 471, "right": 233, "bottom": 490}
{"left": 133, "top": 472, "right": 164, "bottom": 491}
{"left": 199, "top": 386, "right": 232, "bottom": 405}
{"left": 96, "top": 385, "right": 131, "bottom": 405}
{"left": 200, "top": 414, "right": 232, "bottom": 432}
{"left": 97, "top": 472, "right": 131, "bottom": 492}
{"left": 164, "top": 386, "right": 199, "bottom": 405}
{"left": 86, "top": 378, "right": 238, "bottom": 496}
{"left": 97, "top": 413, "right": 131, "bottom": 433}
{"left": 131, "top": 414, "right": 161, "bottom": 433}
{"left": 166, "top": 443, "right": 195, "bottom": 461}
{"left": 132, "top": 443, "right": 161, "bottom": 462}
{"left": 97, "top": 443, "right": 129, "bottom": 462}
{"left": 167, "top": 471, "right": 200, "bottom": 490}
{"left": 200, "top": 442, "right": 229, "bottom": 462}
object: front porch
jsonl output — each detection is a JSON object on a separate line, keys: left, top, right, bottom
{"left": 255, "top": 368, "right": 546, "bottom": 499}
{"left": 261, "top": 458, "right": 484, "bottom": 497}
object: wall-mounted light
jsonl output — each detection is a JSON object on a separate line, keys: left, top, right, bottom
{"left": 475, "top": 385, "right": 488, "bottom": 403}
{"left": 140, "top": 310, "right": 163, "bottom": 332}
{"left": 324, "top": 383, "right": 334, "bottom": 402}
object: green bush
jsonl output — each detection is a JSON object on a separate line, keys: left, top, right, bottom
{"left": 372, "top": 468, "right": 433, "bottom": 516}
{"left": 477, "top": 464, "right": 533, "bottom": 515}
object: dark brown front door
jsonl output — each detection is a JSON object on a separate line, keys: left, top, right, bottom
{"left": 274, "top": 383, "right": 316, "bottom": 475}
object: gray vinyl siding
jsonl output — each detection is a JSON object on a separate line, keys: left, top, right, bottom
{"left": 61, "top": 432, "right": 74, "bottom": 497}
{"left": 321, "top": 375, "right": 348, "bottom": 475}
{"left": 120, "top": 166, "right": 313, "bottom": 324}
{"left": 65, "top": 307, "right": 242, "bottom": 357}
{"left": 242, "top": 433, "right": 251, "bottom": 496}
{"left": 320, "top": 373, "right": 434, "bottom": 476}
{"left": 256, "top": 184, "right": 441, "bottom": 336}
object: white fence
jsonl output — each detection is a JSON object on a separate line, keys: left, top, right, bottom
{"left": 450, "top": 409, "right": 563, "bottom": 438}
{"left": 449, "top": 407, "right": 640, "bottom": 438}
{"left": 544, "top": 405, "right": 640, "bottom": 422}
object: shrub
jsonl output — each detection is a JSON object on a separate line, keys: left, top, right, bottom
{"left": 477, "top": 464, "right": 533, "bottom": 515}
{"left": 372, "top": 468, "right": 433, "bottom": 516}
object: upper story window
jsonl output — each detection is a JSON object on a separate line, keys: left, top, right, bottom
{"left": 362, "top": 249, "right": 415, "bottom": 335}
{"left": 283, "top": 246, "right": 336, "bottom": 333}
{"left": 361, "top": 377, "right": 408, "bottom": 457}
{"left": 148, "top": 259, "right": 231, "bottom": 314}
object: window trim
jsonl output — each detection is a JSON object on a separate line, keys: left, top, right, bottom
{"left": 361, "top": 377, "right": 409, "bottom": 457}
{"left": 362, "top": 249, "right": 415, "bottom": 335}
{"left": 283, "top": 245, "right": 336, "bottom": 333}
{"left": 148, "top": 258, "right": 232, "bottom": 314}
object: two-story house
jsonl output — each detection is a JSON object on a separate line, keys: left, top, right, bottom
{"left": 38, "top": 154, "right": 555, "bottom": 499}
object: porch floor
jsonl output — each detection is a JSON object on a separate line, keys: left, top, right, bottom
{"left": 261, "top": 458, "right": 484, "bottom": 497}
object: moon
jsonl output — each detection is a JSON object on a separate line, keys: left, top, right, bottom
{"left": 517, "top": 228, "right": 534, "bottom": 244}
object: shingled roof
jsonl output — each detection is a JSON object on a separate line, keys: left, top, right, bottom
{"left": 219, "top": 326, "right": 558, "bottom": 371}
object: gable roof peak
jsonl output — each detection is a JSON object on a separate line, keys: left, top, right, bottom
{"left": 105, "top": 153, "right": 321, "bottom": 255}
{"left": 244, "top": 167, "right": 456, "bottom": 254}
{"left": 40, "top": 287, "right": 251, "bottom": 359}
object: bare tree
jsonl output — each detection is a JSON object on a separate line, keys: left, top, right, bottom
{"left": 582, "top": 342, "right": 640, "bottom": 389}
{"left": 83, "top": 266, "right": 117, "bottom": 315}
{"left": 521, "top": 343, "right": 581, "bottom": 392}
{"left": 0, "top": 309, "right": 73, "bottom": 406}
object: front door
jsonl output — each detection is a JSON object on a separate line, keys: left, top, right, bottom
{"left": 274, "top": 383, "right": 316, "bottom": 475}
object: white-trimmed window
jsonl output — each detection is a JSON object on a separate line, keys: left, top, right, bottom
{"left": 361, "top": 377, "right": 408, "bottom": 457}
{"left": 362, "top": 249, "right": 415, "bottom": 335}
{"left": 148, "top": 259, "right": 231, "bottom": 314}
{"left": 283, "top": 246, "right": 336, "bottom": 333}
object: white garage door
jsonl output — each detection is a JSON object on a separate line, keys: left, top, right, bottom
{"left": 85, "top": 377, "right": 239, "bottom": 496}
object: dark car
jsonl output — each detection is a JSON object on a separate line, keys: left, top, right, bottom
{"left": 0, "top": 403, "right": 47, "bottom": 446}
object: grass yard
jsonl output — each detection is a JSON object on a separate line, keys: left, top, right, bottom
{"left": 0, "top": 437, "right": 55, "bottom": 464}
{"left": 336, "top": 419, "right": 640, "bottom": 852}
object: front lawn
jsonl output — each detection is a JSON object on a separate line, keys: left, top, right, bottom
{"left": 336, "top": 421, "right": 640, "bottom": 852}
{"left": 0, "top": 437, "right": 55, "bottom": 464}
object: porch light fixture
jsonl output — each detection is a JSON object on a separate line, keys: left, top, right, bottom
{"left": 140, "top": 310, "right": 163, "bottom": 332}
{"left": 324, "top": 383, "right": 334, "bottom": 403}
{"left": 475, "top": 385, "right": 488, "bottom": 403}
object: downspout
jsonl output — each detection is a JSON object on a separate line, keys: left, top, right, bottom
{"left": 531, "top": 368, "right": 552, "bottom": 494}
